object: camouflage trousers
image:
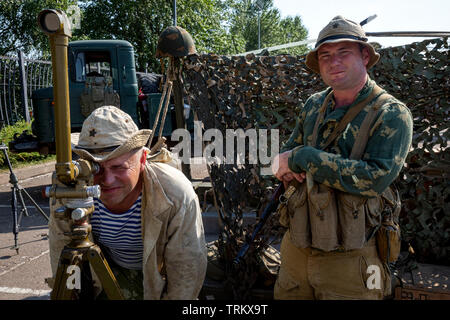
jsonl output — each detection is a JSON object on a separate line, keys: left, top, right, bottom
{"left": 96, "top": 252, "right": 144, "bottom": 300}
{"left": 274, "top": 230, "right": 391, "bottom": 300}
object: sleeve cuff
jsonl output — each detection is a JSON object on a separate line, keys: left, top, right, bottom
{"left": 287, "top": 145, "right": 306, "bottom": 173}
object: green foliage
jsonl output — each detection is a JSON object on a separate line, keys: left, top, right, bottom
{"left": 0, "top": 120, "right": 54, "bottom": 168}
{"left": 271, "top": 16, "right": 309, "bottom": 55}
{"left": 0, "top": 0, "right": 78, "bottom": 57}
{"left": 76, "top": 0, "right": 308, "bottom": 70}
{"left": 224, "top": 0, "right": 309, "bottom": 55}
{"left": 0, "top": 0, "right": 309, "bottom": 68}
{"left": 77, "top": 0, "right": 169, "bottom": 72}
{"left": 76, "top": 0, "right": 249, "bottom": 71}
{"left": 175, "top": 0, "right": 234, "bottom": 55}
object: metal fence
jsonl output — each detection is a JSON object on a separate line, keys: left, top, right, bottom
{"left": 0, "top": 51, "right": 52, "bottom": 129}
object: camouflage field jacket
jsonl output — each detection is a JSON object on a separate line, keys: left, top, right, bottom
{"left": 281, "top": 77, "right": 413, "bottom": 197}
{"left": 48, "top": 152, "right": 207, "bottom": 299}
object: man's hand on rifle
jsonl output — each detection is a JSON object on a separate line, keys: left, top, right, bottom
{"left": 272, "top": 151, "right": 306, "bottom": 189}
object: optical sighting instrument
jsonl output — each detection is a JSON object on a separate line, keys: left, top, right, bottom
{"left": 38, "top": 9, "right": 123, "bottom": 300}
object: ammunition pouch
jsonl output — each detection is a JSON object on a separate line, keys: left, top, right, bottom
{"left": 336, "top": 192, "right": 367, "bottom": 250}
{"left": 281, "top": 182, "right": 310, "bottom": 248}
{"left": 376, "top": 220, "right": 401, "bottom": 264}
{"left": 278, "top": 181, "right": 341, "bottom": 252}
{"left": 375, "top": 187, "right": 402, "bottom": 264}
{"left": 308, "top": 183, "right": 339, "bottom": 251}
{"left": 279, "top": 180, "right": 401, "bottom": 256}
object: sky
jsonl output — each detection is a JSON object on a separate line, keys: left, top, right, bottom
{"left": 272, "top": 0, "right": 450, "bottom": 48}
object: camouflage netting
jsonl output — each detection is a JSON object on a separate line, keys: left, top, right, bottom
{"left": 183, "top": 37, "right": 449, "bottom": 298}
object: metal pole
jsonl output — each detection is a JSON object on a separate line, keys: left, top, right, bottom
{"left": 258, "top": 11, "right": 261, "bottom": 49}
{"left": 18, "top": 50, "right": 30, "bottom": 123}
{"left": 173, "top": 0, "right": 177, "bottom": 26}
{"left": 38, "top": 9, "right": 75, "bottom": 184}
{"left": 366, "top": 31, "right": 450, "bottom": 37}
{"left": 50, "top": 35, "right": 72, "bottom": 170}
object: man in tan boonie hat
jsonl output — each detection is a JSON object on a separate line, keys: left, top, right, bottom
{"left": 272, "top": 16, "right": 413, "bottom": 300}
{"left": 72, "top": 105, "right": 151, "bottom": 162}
{"left": 305, "top": 15, "right": 380, "bottom": 74}
{"left": 48, "top": 105, "right": 207, "bottom": 300}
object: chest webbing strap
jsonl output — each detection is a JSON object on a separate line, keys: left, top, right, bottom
{"left": 349, "top": 92, "right": 392, "bottom": 160}
{"left": 310, "top": 84, "right": 385, "bottom": 151}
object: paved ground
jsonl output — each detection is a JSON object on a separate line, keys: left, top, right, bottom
{"left": 0, "top": 161, "right": 55, "bottom": 300}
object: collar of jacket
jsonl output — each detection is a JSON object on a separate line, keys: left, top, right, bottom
{"left": 321, "top": 76, "right": 375, "bottom": 121}
{"left": 142, "top": 163, "right": 174, "bottom": 218}
{"left": 140, "top": 163, "right": 174, "bottom": 270}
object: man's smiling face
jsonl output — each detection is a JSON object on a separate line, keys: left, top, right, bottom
{"left": 317, "top": 41, "right": 369, "bottom": 91}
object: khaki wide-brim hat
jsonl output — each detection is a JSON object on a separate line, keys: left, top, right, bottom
{"left": 72, "top": 106, "right": 151, "bottom": 162}
{"left": 305, "top": 15, "right": 380, "bottom": 73}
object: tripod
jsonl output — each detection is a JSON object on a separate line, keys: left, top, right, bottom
{"left": 0, "top": 144, "right": 49, "bottom": 253}
{"left": 51, "top": 229, "right": 124, "bottom": 300}
{"left": 47, "top": 159, "right": 124, "bottom": 300}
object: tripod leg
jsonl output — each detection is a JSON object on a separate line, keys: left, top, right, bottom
{"left": 79, "top": 259, "right": 96, "bottom": 300}
{"left": 11, "top": 187, "right": 19, "bottom": 254}
{"left": 87, "top": 245, "right": 124, "bottom": 300}
{"left": 51, "top": 250, "right": 83, "bottom": 300}
{"left": 21, "top": 187, "right": 50, "bottom": 221}
{"left": 17, "top": 188, "right": 30, "bottom": 217}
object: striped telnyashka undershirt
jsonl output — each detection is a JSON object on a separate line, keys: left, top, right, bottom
{"left": 90, "top": 195, "right": 143, "bottom": 270}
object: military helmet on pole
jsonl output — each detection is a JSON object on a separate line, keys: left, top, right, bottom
{"left": 155, "top": 26, "right": 197, "bottom": 58}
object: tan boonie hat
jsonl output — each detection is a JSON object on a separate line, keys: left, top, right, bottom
{"left": 72, "top": 106, "right": 151, "bottom": 162}
{"left": 305, "top": 15, "right": 380, "bottom": 73}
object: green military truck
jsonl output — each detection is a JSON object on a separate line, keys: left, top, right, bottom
{"left": 12, "top": 39, "right": 192, "bottom": 154}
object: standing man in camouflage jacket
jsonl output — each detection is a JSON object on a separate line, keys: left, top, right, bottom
{"left": 271, "top": 16, "right": 413, "bottom": 299}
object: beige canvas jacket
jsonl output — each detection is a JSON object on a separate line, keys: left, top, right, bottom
{"left": 48, "top": 151, "right": 207, "bottom": 299}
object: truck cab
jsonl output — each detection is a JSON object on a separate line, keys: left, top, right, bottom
{"left": 31, "top": 40, "right": 140, "bottom": 153}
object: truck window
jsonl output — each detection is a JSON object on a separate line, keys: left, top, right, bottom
{"left": 74, "top": 51, "right": 112, "bottom": 82}
{"left": 75, "top": 52, "right": 86, "bottom": 82}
